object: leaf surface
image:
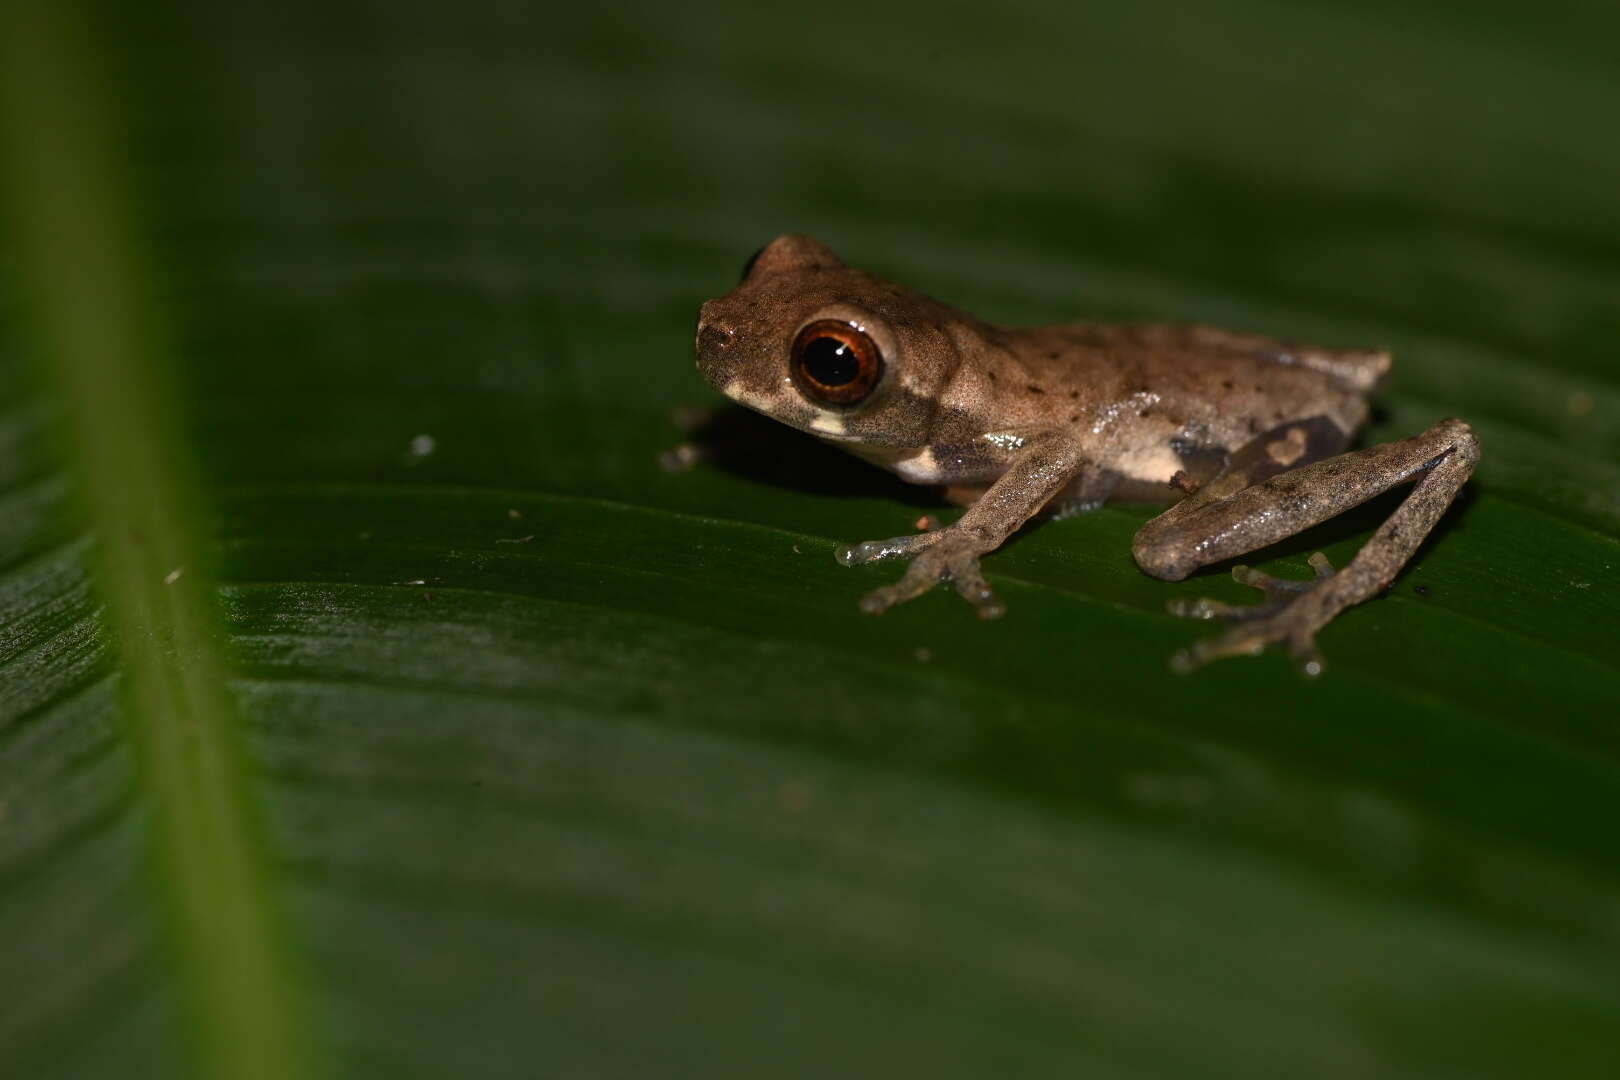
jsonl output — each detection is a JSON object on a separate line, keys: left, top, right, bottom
{"left": 3, "top": 1, "right": 1620, "bottom": 1077}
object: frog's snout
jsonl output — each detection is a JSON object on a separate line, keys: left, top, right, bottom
{"left": 696, "top": 322, "right": 733, "bottom": 354}
{"left": 694, "top": 309, "right": 737, "bottom": 386}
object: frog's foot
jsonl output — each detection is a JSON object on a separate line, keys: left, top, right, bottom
{"left": 836, "top": 529, "right": 1005, "bottom": 619}
{"left": 1168, "top": 552, "right": 1336, "bottom": 676}
{"left": 1168, "top": 552, "right": 1334, "bottom": 622}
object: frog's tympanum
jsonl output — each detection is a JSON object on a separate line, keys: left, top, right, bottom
{"left": 694, "top": 234, "right": 1479, "bottom": 674}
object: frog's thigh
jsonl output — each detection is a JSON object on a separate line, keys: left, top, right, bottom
{"left": 1172, "top": 416, "right": 1350, "bottom": 510}
{"left": 1133, "top": 417, "right": 1479, "bottom": 583}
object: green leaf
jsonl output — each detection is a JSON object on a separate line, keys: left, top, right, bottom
{"left": 4, "top": 1, "right": 1620, "bottom": 1078}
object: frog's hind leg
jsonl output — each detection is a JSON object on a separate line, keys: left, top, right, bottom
{"left": 1132, "top": 418, "right": 1480, "bottom": 675}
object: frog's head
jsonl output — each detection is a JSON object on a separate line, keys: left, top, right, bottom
{"left": 695, "top": 234, "right": 978, "bottom": 449}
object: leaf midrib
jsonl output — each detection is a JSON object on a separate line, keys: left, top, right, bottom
{"left": 0, "top": 7, "right": 315, "bottom": 1080}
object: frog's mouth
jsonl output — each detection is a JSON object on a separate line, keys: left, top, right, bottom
{"left": 725, "top": 382, "right": 864, "bottom": 442}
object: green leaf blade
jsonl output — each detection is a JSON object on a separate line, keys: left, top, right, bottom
{"left": 5, "top": 0, "right": 1620, "bottom": 1077}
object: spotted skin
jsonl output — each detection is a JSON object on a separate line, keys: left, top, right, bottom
{"left": 694, "top": 235, "right": 1478, "bottom": 674}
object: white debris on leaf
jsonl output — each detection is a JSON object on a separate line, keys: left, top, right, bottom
{"left": 404, "top": 434, "right": 437, "bottom": 464}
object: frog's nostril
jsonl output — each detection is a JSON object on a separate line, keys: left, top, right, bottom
{"left": 698, "top": 323, "right": 734, "bottom": 352}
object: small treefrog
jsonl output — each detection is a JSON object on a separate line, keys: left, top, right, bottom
{"left": 693, "top": 234, "right": 1479, "bottom": 674}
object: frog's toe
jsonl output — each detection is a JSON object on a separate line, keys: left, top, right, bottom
{"left": 856, "top": 535, "right": 1004, "bottom": 618}
{"left": 857, "top": 583, "right": 907, "bottom": 615}
{"left": 1232, "top": 551, "right": 1335, "bottom": 600}
{"left": 856, "top": 552, "right": 944, "bottom": 614}
{"left": 1170, "top": 618, "right": 1326, "bottom": 677}
{"left": 946, "top": 554, "right": 1006, "bottom": 619}
{"left": 1170, "top": 629, "right": 1262, "bottom": 674}
{"left": 835, "top": 530, "right": 943, "bottom": 567}
{"left": 1168, "top": 595, "right": 1257, "bottom": 621}
{"left": 1169, "top": 553, "right": 1337, "bottom": 625}
{"left": 1171, "top": 596, "right": 1330, "bottom": 676}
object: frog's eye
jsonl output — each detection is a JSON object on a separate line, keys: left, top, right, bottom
{"left": 790, "top": 320, "right": 883, "bottom": 407}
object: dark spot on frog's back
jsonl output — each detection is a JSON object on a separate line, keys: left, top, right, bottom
{"left": 1027, "top": 384, "right": 1045, "bottom": 395}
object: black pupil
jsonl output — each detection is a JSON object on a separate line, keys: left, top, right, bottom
{"left": 802, "top": 336, "right": 860, "bottom": 386}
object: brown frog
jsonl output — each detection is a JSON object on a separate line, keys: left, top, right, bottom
{"left": 693, "top": 234, "right": 1479, "bottom": 674}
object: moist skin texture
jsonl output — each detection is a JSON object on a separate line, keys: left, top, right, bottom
{"left": 694, "top": 234, "right": 1478, "bottom": 675}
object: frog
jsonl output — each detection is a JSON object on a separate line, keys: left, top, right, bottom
{"left": 692, "top": 234, "right": 1480, "bottom": 674}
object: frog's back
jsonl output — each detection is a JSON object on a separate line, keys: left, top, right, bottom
{"left": 1063, "top": 322, "right": 1390, "bottom": 394}
{"left": 996, "top": 321, "right": 1383, "bottom": 497}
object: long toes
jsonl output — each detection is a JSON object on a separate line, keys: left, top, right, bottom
{"left": 948, "top": 561, "right": 1006, "bottom": 619}
{"left": 859, "top": 576, "right": 931, "bottom": 614}
{"left": 836, "top": 532, "right": 939, "bottom": 567}
{"left": 1307, "top": 551, "right": 1335, "bottom": 579}
{"left": 1169, "top": 627, "right": 1268, "bottom": 674}
{"left": 1231, "top": 564, "right": 1311, "bottom": 595}
{"left": 858, "top": 586, "right": 901, "bottom": 615}
{"left": 1171, "top": 611, "right": 1330, "bottom": 675}
{"left": 858, "top": 550, "right": 948, "bottom": 614}
{"left": 1168, "top": 596, "right": 1254, "bottom": 621}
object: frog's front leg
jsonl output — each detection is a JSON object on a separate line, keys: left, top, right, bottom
{"left": 1133, "top": 418, "right": 1480, "bottom": 674}
{"left": 838, "top": 430, "right": 1086, "bottom": 619}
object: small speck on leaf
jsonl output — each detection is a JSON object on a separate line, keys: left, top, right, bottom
{"left": 405, "top": 434, "right": 437, "bottom": 463}
{"left": 777, "top": 780, "right": 815, "bottom": 814}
